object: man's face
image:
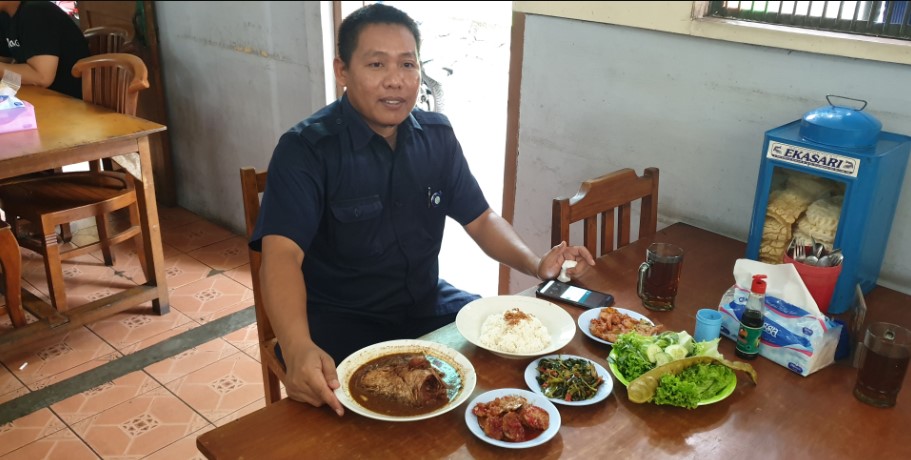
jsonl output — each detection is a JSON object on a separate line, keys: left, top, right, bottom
{"left": 335, "top": 23, "right": 421, "bottom": 139}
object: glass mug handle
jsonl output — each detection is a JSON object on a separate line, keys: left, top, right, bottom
{"left": 637, "top": 261, "right": 650, "bottom": 301}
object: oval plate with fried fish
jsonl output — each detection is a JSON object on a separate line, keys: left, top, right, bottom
{"left": 335, "top": 339, "right": 476, "bottom": 421}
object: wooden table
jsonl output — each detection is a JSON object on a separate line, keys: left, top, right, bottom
{"left": 0, "top": 86, "right": 170, "bottom": 350}
{"left": 197, "top": 223, "right": 910, "bottom": 459}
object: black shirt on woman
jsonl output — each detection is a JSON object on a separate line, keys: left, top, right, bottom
{"left": 0, "top": 1, "right": 89, "bottom": 98}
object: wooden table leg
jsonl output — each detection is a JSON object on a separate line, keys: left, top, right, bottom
{"left": 0, "top": 222, "right": 26, "bottom": 327}
{"left": 135, "top": 136, "right": 170, "bottom": 315}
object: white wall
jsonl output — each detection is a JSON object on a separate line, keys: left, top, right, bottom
{"left": 508, "top": 15, "right": 911, "bottom": 294}
{"left": 155, "top": 1, "right": 330, "bottom": 233}
{"left": 152, "top": 4, "right": 910, "bottom": 297}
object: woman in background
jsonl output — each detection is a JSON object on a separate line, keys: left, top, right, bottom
{"left": 0, "top": 1, "right": 89, "bottom": 98}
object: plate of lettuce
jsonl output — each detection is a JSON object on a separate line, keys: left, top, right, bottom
{"left": 606, "top": 330, "right": 751, "bottom": 408}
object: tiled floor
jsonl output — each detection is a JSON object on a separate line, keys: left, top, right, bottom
{"left": 0, "top": 206, "right": 267, "bottom": 459}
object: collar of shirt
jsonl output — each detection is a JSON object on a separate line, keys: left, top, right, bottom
{"left": 339, "top": 93, "right": 424, "bottom": 151}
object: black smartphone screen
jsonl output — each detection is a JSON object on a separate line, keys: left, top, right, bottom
{"left": 536, "top": 280, "right": 614, "bottom": 309}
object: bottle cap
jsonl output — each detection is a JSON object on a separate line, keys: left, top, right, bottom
{"left": 751, "top": 274, "right": 768, "bottom": 294}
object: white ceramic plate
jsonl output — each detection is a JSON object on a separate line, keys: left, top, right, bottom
{"left": 524, "top": 354, "right": 613, "bottom": 406}
{"left": 577, "top": 307, "right": 655, "bottom": 346}
{"left": 455, "top": 295, "right": 576, "bottom": 359}
{"left": 606, "top": 349, "right": 736, "bottom": 406}
{"left": 334, "top": 339, "right": 476, "bottom": 421}
{"left": 464, "top": 388, "right": 561, "bottom": 449}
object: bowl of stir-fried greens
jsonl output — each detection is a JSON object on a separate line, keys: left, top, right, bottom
{"left": 524, "top": 355, "right": 613, "bottom": 406}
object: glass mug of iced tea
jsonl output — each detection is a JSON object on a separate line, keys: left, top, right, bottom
{"left": 637, "top": 243, "right": 684, "bottom": 311}
{"left": 853, "top": 322, "right": 910, "bottom": 408}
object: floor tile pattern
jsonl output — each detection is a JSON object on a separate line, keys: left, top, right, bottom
{"left": 0, "top": 207, "right": 262, "bottom": 459}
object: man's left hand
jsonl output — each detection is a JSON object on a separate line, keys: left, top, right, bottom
{"left": 537, "top": 241, "right": 596, "bottom": 280}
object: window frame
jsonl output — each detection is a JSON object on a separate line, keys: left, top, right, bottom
{"left": 707, "top": 1, "right": 911, "bottom": 42}
{"left": 512, "top": 1, "right": 911, "bottom": 66}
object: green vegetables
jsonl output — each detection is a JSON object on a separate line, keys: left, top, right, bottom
{"left": 611, "top": 330, "right": 723, "bottom": 382}
{"left": 653, "top": 363, "right": 734, "bottom": 409}
{"left": 535, "top": 357, "right": 604, "bottom": 402}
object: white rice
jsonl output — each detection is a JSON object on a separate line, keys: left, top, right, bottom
{"left": 479, "top": 308, "right": 551, "bottom": 353}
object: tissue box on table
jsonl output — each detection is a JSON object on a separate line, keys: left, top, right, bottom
{"left": 718, "top": 258, "right": 842, "bottom": 377}
{"left": 0, "top": 96, "right": 37, "bottom": 134}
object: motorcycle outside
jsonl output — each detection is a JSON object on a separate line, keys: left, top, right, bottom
{"left": 418, "top": 59, "right": 452, "bottom": 113}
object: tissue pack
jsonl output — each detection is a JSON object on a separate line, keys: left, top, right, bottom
{"left": 0, "top": 96, "right": 37, "bottom": 134}
{"left": 718, "top": 259, "right": 842, "bottom": 377}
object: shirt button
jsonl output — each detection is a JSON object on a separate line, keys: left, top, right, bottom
{"left": 354, "top": 208, "right": 361, "bottom": 217}
{"left": 335, "top": 118, "right": 342, "bottom": 125}
{"left": 395, "top": 201, "right": 403, "bottom": 208}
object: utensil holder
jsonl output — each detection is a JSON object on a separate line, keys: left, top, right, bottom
{"left": 783, "top": 254, "right": 843, "bottom": 315}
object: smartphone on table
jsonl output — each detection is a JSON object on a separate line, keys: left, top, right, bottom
{"left": 535, "top": 280, "right": 614, "bottom": 309}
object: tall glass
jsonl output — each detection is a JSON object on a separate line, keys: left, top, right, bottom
{"left": 853, "top": 322, "right": 911, "bottom": 408}
{"left": 637, "top": 243, "right": 684, "bottom": 312}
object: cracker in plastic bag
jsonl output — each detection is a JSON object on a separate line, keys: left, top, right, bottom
{"left": 767, "top": 187, "right": 813, "bottom": 224}
{"left": 795, "top": 195, "right": 843, "bottom": 249}
{"left": 0, "top": 71, "right": 21, "bottom": 100}
{"left": 759, "top": 212, "right": 791, "bottom": 264}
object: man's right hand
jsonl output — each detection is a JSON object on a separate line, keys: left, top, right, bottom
{"left": 260, "top": 236, "right": 342, "bottom": 413}
{"left": 283, "top": 341, "right": 345, "bottom": 416}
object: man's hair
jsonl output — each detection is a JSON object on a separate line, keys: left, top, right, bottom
{"left": 337, "top": 3, "right": 421, "bottom": 66}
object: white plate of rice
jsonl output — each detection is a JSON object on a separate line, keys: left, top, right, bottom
{"left": 455, "top": 296, "right": 575, "bottom": 359}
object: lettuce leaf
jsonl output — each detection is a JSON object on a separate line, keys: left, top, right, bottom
{"left": 653, "top": 363, "right": 734, "bottom": 409}
{"left": 693, "top": 338, "right": 724, "bottom": 360}
{"left": 612, "top": 331, "right": 721, "bottom": 382}
{"left": 612, "top": 332, "right": 655, "bottom": 380}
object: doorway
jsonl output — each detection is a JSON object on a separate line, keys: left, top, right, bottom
{"left": 338, "top": 2, "right": 512, "bottom": 297}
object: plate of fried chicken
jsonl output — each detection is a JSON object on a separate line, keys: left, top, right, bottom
{"left": 465, "top": 388, "right": 561, "bottom": 449}
{"left": 578, "top": 306, "right": 664, "bottom": 345}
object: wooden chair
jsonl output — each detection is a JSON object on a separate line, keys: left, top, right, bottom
{"left": 28, "top": 53, "right": 149, "bottom": 244}
{"left": 1, "top": 53, "right": 148, "bottom": 239}
{"left": 0, "top": 221, "right": 25, "bottom": 327}
{"left": 83, "top": 26, "right": 130, "bottom": 55}
{"left": 0, "top": 172, "right": 148, "bottom": 313}
{"left": 74, "top": 53, "right": 149, "bottom": 175}
{"left": 73, "top": 53, "right": 149, "bottom": 122}
{"left": 552, "top": 167, "right": 660, "bottom": 257}
{"left": 240, "top": 167, "right": 287, "bottom": 405}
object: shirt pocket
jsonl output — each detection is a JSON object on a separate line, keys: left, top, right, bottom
{"left": 328, "top": 195, "right": 390, "bottom": 259}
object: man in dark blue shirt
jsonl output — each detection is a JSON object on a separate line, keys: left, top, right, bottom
{"left": 0, "top": 1, "right": 89, "bottom": 99}
{"left": 250, "top": 4, "right": 595, "bottom": 416}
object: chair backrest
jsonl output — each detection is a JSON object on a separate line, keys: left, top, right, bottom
{"left": 71, "top": 53, "right": 149, "bottom": 116}
{"left": 552, "top": 167, "right": 659, "bottom": 257}
{"left": 240, "top": 166, "right": 286, "bottom": 404}
{"left": 83, "top": 26, "right": 130, "bottom": 55}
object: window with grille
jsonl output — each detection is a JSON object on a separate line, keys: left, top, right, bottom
{"left": 708, "top": 1, "right": 911, "bottom": 40}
